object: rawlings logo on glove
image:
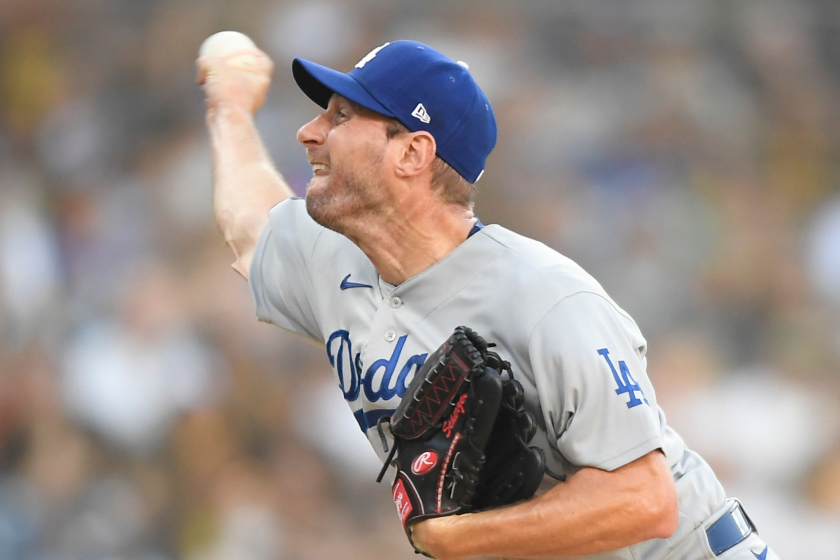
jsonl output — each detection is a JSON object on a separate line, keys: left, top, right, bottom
{"left": 412, "top": 451, "right": 438, "bottom": 475}
{"left": 392, "top": 478, "right": 414, "bottom": 524}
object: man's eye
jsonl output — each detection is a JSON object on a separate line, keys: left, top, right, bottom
{"left": 335, "top": 110, "right": 349, "bottom": 122}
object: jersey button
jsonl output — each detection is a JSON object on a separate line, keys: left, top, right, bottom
{"left": 384, "top": 330, "right": 397, "bottom": 342}
{"left": 389, "top": 296, "right": 402, "bottom": 309}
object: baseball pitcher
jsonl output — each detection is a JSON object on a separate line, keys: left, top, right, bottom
{"left": 197, "top": 35, "right": 779, "bottom": 560}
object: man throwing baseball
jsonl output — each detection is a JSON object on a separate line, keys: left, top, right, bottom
{"left": 198, "top": 35, "right": 779, "bottom": 560}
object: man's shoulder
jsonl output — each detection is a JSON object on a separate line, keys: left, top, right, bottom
{"left": 477, "top": 224, "right": 608, "bottom": 301}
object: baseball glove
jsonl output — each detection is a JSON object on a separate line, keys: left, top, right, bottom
{"left": 375, "top": 326, "right": 547, "bottom": 555}
{"left": 471, "top": 351, "right": 548, "bottom": 510}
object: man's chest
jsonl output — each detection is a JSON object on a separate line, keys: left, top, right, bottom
{"left": 322, "top": 284, "right": 464, "bottom": 433}
{"left": 319, "top": 288, "right": 564, "bottom": 475}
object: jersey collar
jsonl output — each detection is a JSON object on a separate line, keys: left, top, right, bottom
{"left": 383, "top": 225, "right": 502, "bottom": 319}
{"left": 467, "top": 219, "right": 484, "bottom": 238}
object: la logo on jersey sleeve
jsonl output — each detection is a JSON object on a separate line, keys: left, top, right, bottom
{"left": 597, "top": 348, "right": 649, "bottom": 408}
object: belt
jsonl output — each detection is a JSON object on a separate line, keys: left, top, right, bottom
{"left": 705, "top": 501, "right": 757, "bottom": 556}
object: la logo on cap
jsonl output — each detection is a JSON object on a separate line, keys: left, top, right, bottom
{"left": 355, "top": 42, "right": 390, "bottom": 69}
{"left": 411, "top": 103, "right": 431, "bottom": 124}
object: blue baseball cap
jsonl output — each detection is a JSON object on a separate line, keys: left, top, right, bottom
{"left": 292, "top": 40, "right": 497, "bottom": 184}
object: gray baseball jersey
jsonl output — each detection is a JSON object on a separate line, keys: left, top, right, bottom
{"left": 249, "top": 198, "right": 778, "bottom": 560}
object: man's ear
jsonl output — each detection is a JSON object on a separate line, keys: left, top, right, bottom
{"left": 394, "top": 131, "right": 437, "bottom": 179}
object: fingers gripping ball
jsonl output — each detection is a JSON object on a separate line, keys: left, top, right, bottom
{"left": 197, "top": 31, "right": 273, "bottom": 114}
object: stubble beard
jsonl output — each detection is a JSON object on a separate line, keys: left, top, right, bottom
{"left": 305, "top": 164, "right": 385, "bottom": 235}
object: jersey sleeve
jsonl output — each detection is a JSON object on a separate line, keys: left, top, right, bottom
{"left": 248, "top": 198, "right": 324, "bottom": 342}
{"left": 528, "top": 291, "right": 663, "bottom": 471}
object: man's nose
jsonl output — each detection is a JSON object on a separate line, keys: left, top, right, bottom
{"left": 297, "top": 114, "right": 326, "bottom": 146}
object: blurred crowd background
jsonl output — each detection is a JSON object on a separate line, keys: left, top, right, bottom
{"left": 1, "top": 0, "right": 839, "bottom": 558}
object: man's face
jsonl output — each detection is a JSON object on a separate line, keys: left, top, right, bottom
{"left": 297, "top": 95, "right": 396, "bottom": 233}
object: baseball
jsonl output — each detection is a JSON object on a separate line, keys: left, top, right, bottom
{"left": 199, "top": 31, "right": 258, "bottom": 58}
{"left": 197, "top": 30, "right": 273, "bottom": 112}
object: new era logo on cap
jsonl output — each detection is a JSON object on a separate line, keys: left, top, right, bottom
{"left": 411, "top": 103, "right": 431, "bottom": 124}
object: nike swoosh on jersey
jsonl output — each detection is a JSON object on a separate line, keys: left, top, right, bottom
{"left": 340, "top": 274, "right": 373, "bottom": 290}
{"left": 752, "top": 546, "right": 768, "bottom": 560}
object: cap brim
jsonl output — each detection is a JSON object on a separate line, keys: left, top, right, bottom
{"left": 292, "top": 58, "right": 394, "bottom": 117}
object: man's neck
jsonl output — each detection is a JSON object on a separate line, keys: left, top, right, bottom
{"left": 344, "top": 202, "right": 477, "bottom": 286}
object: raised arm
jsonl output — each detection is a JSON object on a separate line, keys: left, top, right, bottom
{"left": 197, "top": 33, "right": 294, "bottom": 279}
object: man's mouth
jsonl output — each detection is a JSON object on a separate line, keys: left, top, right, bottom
{"left": 311, "top": 163, "right": 330, "bottom": 175}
